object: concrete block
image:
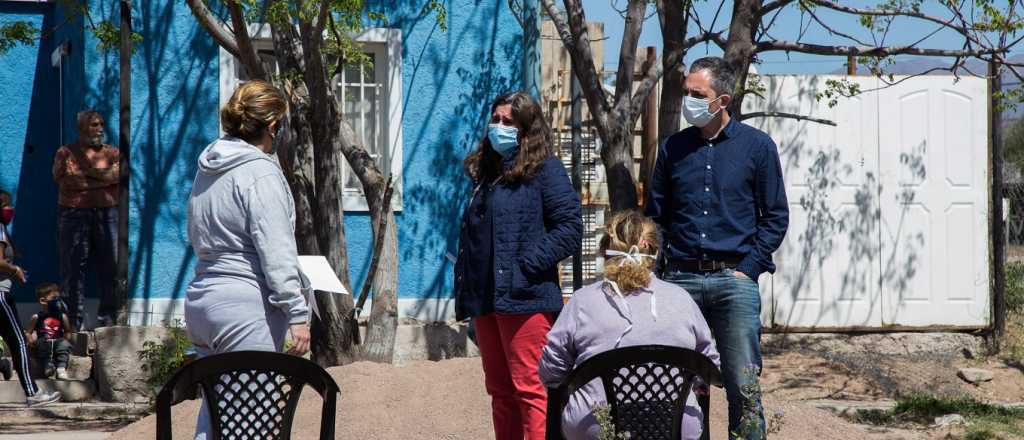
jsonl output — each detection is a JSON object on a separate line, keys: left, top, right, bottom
{"left": 0, "top": 379, "right": 95, "bottom": 403}
{"left": 0, "top": 402, "right": 148, "bottom": 421}
{"left": 71, "top": 332, "right": 97, "bottom": 357}
{"left": 762, "top": 332, "right": 984, "bottom": 358}
{"left": 67, "top": 355, "right": 92, "bottom": 381}
{"left": 392, "top": 321, "right": 480, "bottom": 366}
{"left": 93, "top": 325, "right": 169, "bottom": 403}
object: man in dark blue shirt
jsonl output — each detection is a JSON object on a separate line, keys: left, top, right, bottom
{"left": 645, "top": 57, "right": 789, "bottom": 440}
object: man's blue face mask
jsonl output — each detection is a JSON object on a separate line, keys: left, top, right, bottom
{"left": 487, "top": 124, "right": 519, "bottom": 157}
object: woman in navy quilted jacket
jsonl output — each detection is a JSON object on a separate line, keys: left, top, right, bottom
{"left": 455, "top": 91, "right": 582, "bottom": 440}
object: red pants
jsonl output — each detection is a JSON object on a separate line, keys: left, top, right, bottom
{"left": 476, "top": 312, "right": 554, "bottom": 440}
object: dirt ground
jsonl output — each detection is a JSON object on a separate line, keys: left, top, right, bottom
{"left": 106, "top": 351, "right": 1005, "bottom": 440}
{"left": 0, "top": 339, "right": 1014, "bottom": 439}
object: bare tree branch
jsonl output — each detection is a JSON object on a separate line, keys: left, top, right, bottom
{"left": 761, "top": 0, "right": 796, "bottom": 15}
{"left": 313, "top": 0, "right": 330, "bottom": 35}
{"left": 740, "top": 111, "right": 836, "bottom": 126}
{"left": 756, "top": 40, "right": 1009, "bottom": 58}
{"left": 758, "top": 0, "right": 787, "bottom": 42}
{"left": 186, "top": 0, "right": 239, "bottom": 58}
{"left": 627, "top": 31, "right": 724, "bottom": 118}
{"left": 613, "top": 0, "right": 647, "bottom": 110}
{"left": 540, "top": 0, "right": 611, "bottom": 132}
{"left": 656, "top": 0, "right": 688, "bottom": 142}
{"left": 802, "top": 2, "right": 869, "bottom": 46}
{"left": 806, "top": 0, "right": 985, "bottom": 47}
{"left": 226, "top": 2, "right": 267, "bottom": 80}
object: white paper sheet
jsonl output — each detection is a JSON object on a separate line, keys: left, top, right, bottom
{"left": 297, "top": 255, "right": 350, "bottom": 295}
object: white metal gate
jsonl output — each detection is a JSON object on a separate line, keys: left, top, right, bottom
{"left": 744, "top": 75, "right": 990, "bottom": 330}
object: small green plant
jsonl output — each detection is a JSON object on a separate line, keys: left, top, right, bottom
{"left": 1006, "top": 262, "right": 1024, "bottom": 314}
{"left": 139, "top": 319, "right": 192, "bottom": 397}
{"left": 853, "top": 408, "right": 896, "bottom": 425}
{"left": 853, "top": 395, "right": 1024, "bottom": 438}
{"left": 594, "top": 404, "right": 629, "bottom": 440}
{"left": 730, "top": 365, "right": 765, "bottom": 439}
{"left": 964, "top": 428, "right": 998, "bottom": 440}
{"left": 766, "top": 408, "right": 785, "bottom": 435}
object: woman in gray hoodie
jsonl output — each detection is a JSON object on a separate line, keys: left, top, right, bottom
{"left": 185, "top": 81, "right": 310, "bottom": 440}
{"left": 539, "top": 210, "right": 720, "bottom": 440}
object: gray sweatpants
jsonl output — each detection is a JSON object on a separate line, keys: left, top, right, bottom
{"left": 184, "top": 274, "right": 289, "bottom": 440}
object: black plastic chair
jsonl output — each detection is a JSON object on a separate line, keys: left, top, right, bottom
{"left": 546, "top": 345, "right": 723, "bottom": 440}
{"left": 156, "top": 350, "right": 340, "bottom": 440}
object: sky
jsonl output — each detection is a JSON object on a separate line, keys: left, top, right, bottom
{"left": 582, "top": 0, "right": 1018, "bottom": 76}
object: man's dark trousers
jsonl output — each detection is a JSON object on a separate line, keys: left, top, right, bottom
{"left": 57, "top": 206, "right": 117, "bottom": 330}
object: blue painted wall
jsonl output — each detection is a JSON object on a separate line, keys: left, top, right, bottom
{"left": 0, "top": 2, "right": 61, "bottom": 302}
{"left": 349, "top": 1, "right": 528, "bottom": 308}
{"left": 0, "top": 1, "right": 535, "bottom": 311}
{"left": 81, "top": 0, "right": 219, "bottom": 306}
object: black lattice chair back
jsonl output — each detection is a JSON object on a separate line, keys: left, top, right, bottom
{"left": 156, "top": 351, "right": 340, "bottom": 440}
{"left": 546, "top": 345, "right": 722, "bottom": 440}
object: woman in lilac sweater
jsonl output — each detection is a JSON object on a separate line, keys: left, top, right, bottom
{"left": 539, "top": 210, "right": 720, "bottom": 440}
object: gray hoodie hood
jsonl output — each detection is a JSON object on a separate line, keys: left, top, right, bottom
{"left": 198, "top": 137, "right": 274, "bottom": 175}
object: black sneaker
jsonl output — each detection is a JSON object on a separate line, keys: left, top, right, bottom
{"left": 0, "top": 358, "right": 11, "bottom": 381}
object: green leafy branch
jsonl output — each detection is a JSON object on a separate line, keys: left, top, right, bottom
{"left": 815, "top": 78, "right": 862, "bottom": 108}
{"left": 594, "top": 404, "right": 630, "bottom": 440}
{"left": 92, "top": 20, "right": 143, "bottom": 52}
{"left": 0, "top": 21, "right": 38, "bottom": 55}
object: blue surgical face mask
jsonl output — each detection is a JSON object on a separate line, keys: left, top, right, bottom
{"left": 487, "top": 124, "right": 519, "bottom": 157}
{"left": 46, "top": 299, "right": 65, "bottom": 314}
{"left": 683, "top": 95, "right": 724, "bottom": 128}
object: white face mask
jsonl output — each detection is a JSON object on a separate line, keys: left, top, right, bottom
{"left": 683, "top": 95, "right": 724, "bottom": 128}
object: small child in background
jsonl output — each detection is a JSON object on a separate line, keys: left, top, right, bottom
{"left": 26, "top": 283, "right": 73, "bottom": 380}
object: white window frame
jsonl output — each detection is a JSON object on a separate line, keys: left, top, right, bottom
{"left": 218, "top": 25, "right": 404, "bottom": 211}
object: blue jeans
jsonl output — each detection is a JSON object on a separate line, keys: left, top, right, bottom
{"left": 661, "top": 267, "right": 765, "bottom": 440}
{"left": 57, "top": 207, "right": 118, "bottom": 330}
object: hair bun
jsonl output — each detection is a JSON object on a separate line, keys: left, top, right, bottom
{"left": 220, "top": 80, "right": 288, "bottom": 140}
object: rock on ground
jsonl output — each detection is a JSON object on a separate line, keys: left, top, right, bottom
{"left": 957, "top": 367, "right": 995, "bottom": 384}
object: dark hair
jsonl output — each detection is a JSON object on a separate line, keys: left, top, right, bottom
{"left": 35, "top": 282, "right": 59, "bottom": 300}
{"left": 689, "top": 57, "right": 737, "bottom": 97}
{"left": 463, "top": 92, "right": 553, "bottom": 184}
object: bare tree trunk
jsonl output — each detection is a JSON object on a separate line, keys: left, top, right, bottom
{"left": 601, "top": 123, "right": 639, "bottom": 212}
{"left": 114, "top": 0, "right": 131, "bottom": 325}
{"left": 295, "top": 10, "right": 363, "bottom": 367}
{"left": 657, "top": 0, "right": 687, "bottom": 144}
{"left": 269, "top": 17, "right": 358, "bottom": 366}
{"left": 269, "top": 20, "right": 319, "bottom": 256}
{"left": 335, "top": 121, "right": 398, "bottom": 363}
{"left": 639, "top": 47, "right": 658, "bottom": 197}
{"left": 298, "top": 16, "right": 350, "bottom": 288}
{"left": 723, "top": 0, "right": 760, "bottom": 116}
{"left": 360, "top": 194, "right": 398, "bottom": 363}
